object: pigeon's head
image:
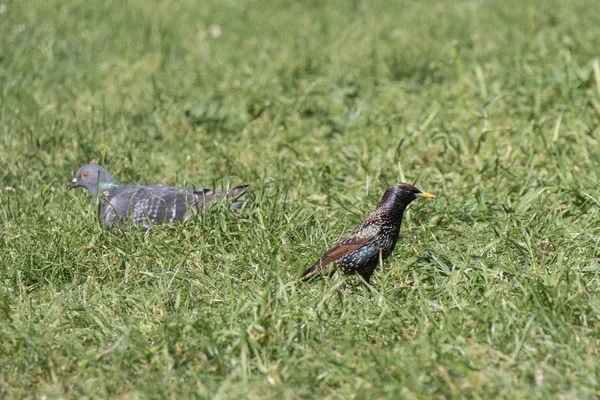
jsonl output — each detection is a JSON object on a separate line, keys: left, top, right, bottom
{"left": 378, "top": 183, "right": 436, "bottom": 211}
{"left": 68, "top": 164, "right": 117, "bottom": 196}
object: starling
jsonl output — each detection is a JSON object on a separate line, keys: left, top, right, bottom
{"left": 301, "top": 183, "right": 436, "bottom": 283}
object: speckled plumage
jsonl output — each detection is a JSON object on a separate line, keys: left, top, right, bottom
{"left": 68, "top": 164, "right": 247, "bottom": 228}
{"left": 302, "top": 183, "right": 435, "bottom": 283}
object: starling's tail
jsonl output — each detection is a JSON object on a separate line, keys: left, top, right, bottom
{"left": 301, "top": 261, "right": 328, "bottom": 281}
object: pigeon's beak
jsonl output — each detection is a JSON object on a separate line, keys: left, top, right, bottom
{"left": 419, "top": 192, "right": 436, "bottom": 199}
{"left": 67, "top": 178, "right": 78, "bottom": 190}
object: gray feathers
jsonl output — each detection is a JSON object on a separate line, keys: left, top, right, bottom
{"left": 101, "top": 184, "right": 246, "bottom": 228}
{"left": 69, "top": 164, "right": 247, "bottom": 228}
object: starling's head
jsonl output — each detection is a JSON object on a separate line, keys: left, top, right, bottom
{"left": 377, "top": 183, "right": 436, "bottom": 210}
{"left": 67, "top": 164, "right": 118, "bottom": 197}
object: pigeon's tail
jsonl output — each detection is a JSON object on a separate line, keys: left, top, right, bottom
{"left": 193, "top": 185, "right": 249, "bottom": 212}
{"left": 225, "top": 185, "right": 248, "bottom": 210}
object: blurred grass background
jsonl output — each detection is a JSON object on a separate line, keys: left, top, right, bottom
{"left": 1, "top": 0, "right": 600, "bottom": 397}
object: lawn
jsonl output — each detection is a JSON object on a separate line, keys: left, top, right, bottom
{"left": 1, "top": 0, "right": 600, "bottom": 397}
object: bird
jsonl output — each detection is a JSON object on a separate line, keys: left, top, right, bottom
{"left": 67, "top": 164, "right": 247, "bottom": 228}
{"left": 302, "top": 183, "right": 436, "bottom": 283}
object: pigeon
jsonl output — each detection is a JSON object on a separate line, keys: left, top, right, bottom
{"left": 302, "top": 183, "right": 435, "bottom": 283}
{"left": 67, "top": 164, "right": 247, "bottom": 227}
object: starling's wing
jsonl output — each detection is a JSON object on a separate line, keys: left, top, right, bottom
{"left": 319, "top": 236, "right": 377, "bottom": 267}
{"left": 302, "top": 223, "right": 382, "bottom": 280}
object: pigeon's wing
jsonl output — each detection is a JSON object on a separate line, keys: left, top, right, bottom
{"left": 103, "top": 185, "right": 194, "bottom": 227}
{"left": 98, "top": 184, "right": 246, "bottom": 228}
{"left": 100, "top": 198, "right": 121, "bottom": 227}
{"left": 99, "top": 187, "right": 131, "bottom": 227}
{"left": 129, "top": 187, "right": 194, "bottom": 226}
{"left": 302, "top": 222, "right": 383, "bottom": 280}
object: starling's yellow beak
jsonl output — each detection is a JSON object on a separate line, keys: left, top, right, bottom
{"left": 419, "top": 192, "right": 436, "bottom": 199}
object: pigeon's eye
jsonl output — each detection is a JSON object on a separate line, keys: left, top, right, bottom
{"left": 82, "top": 172, "right": 89, "bottom": 178}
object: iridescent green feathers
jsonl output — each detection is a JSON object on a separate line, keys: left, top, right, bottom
{"left": 302, "top": 183, "right": 435, "bottom": 283}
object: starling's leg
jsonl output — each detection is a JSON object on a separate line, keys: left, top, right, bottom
{"left": 357, "top": 262, "right": 379, "bottom": 296}
{"left": 361, "top": 272, "right": 372, "bottom": 284}
{"left": 358, "top": 271, "right": 374, "bottom": 298}
{"left": 358, "top": 269, "right": 375, "bottom": 293}
{"left": 359, "top": 263, "right": 376, "bottom": 284}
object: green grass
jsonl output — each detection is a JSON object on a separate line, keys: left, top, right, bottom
{"left": 2, "top": 0, "right": 600, "bottom": 397}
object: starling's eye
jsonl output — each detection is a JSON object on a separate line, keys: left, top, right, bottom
{"left": 82, "top": 172, "right": 89, "bottom": 178}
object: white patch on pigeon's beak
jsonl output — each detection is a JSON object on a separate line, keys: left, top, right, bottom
{"left": 67, "top": 178, "right": 78, "bottom": 190}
